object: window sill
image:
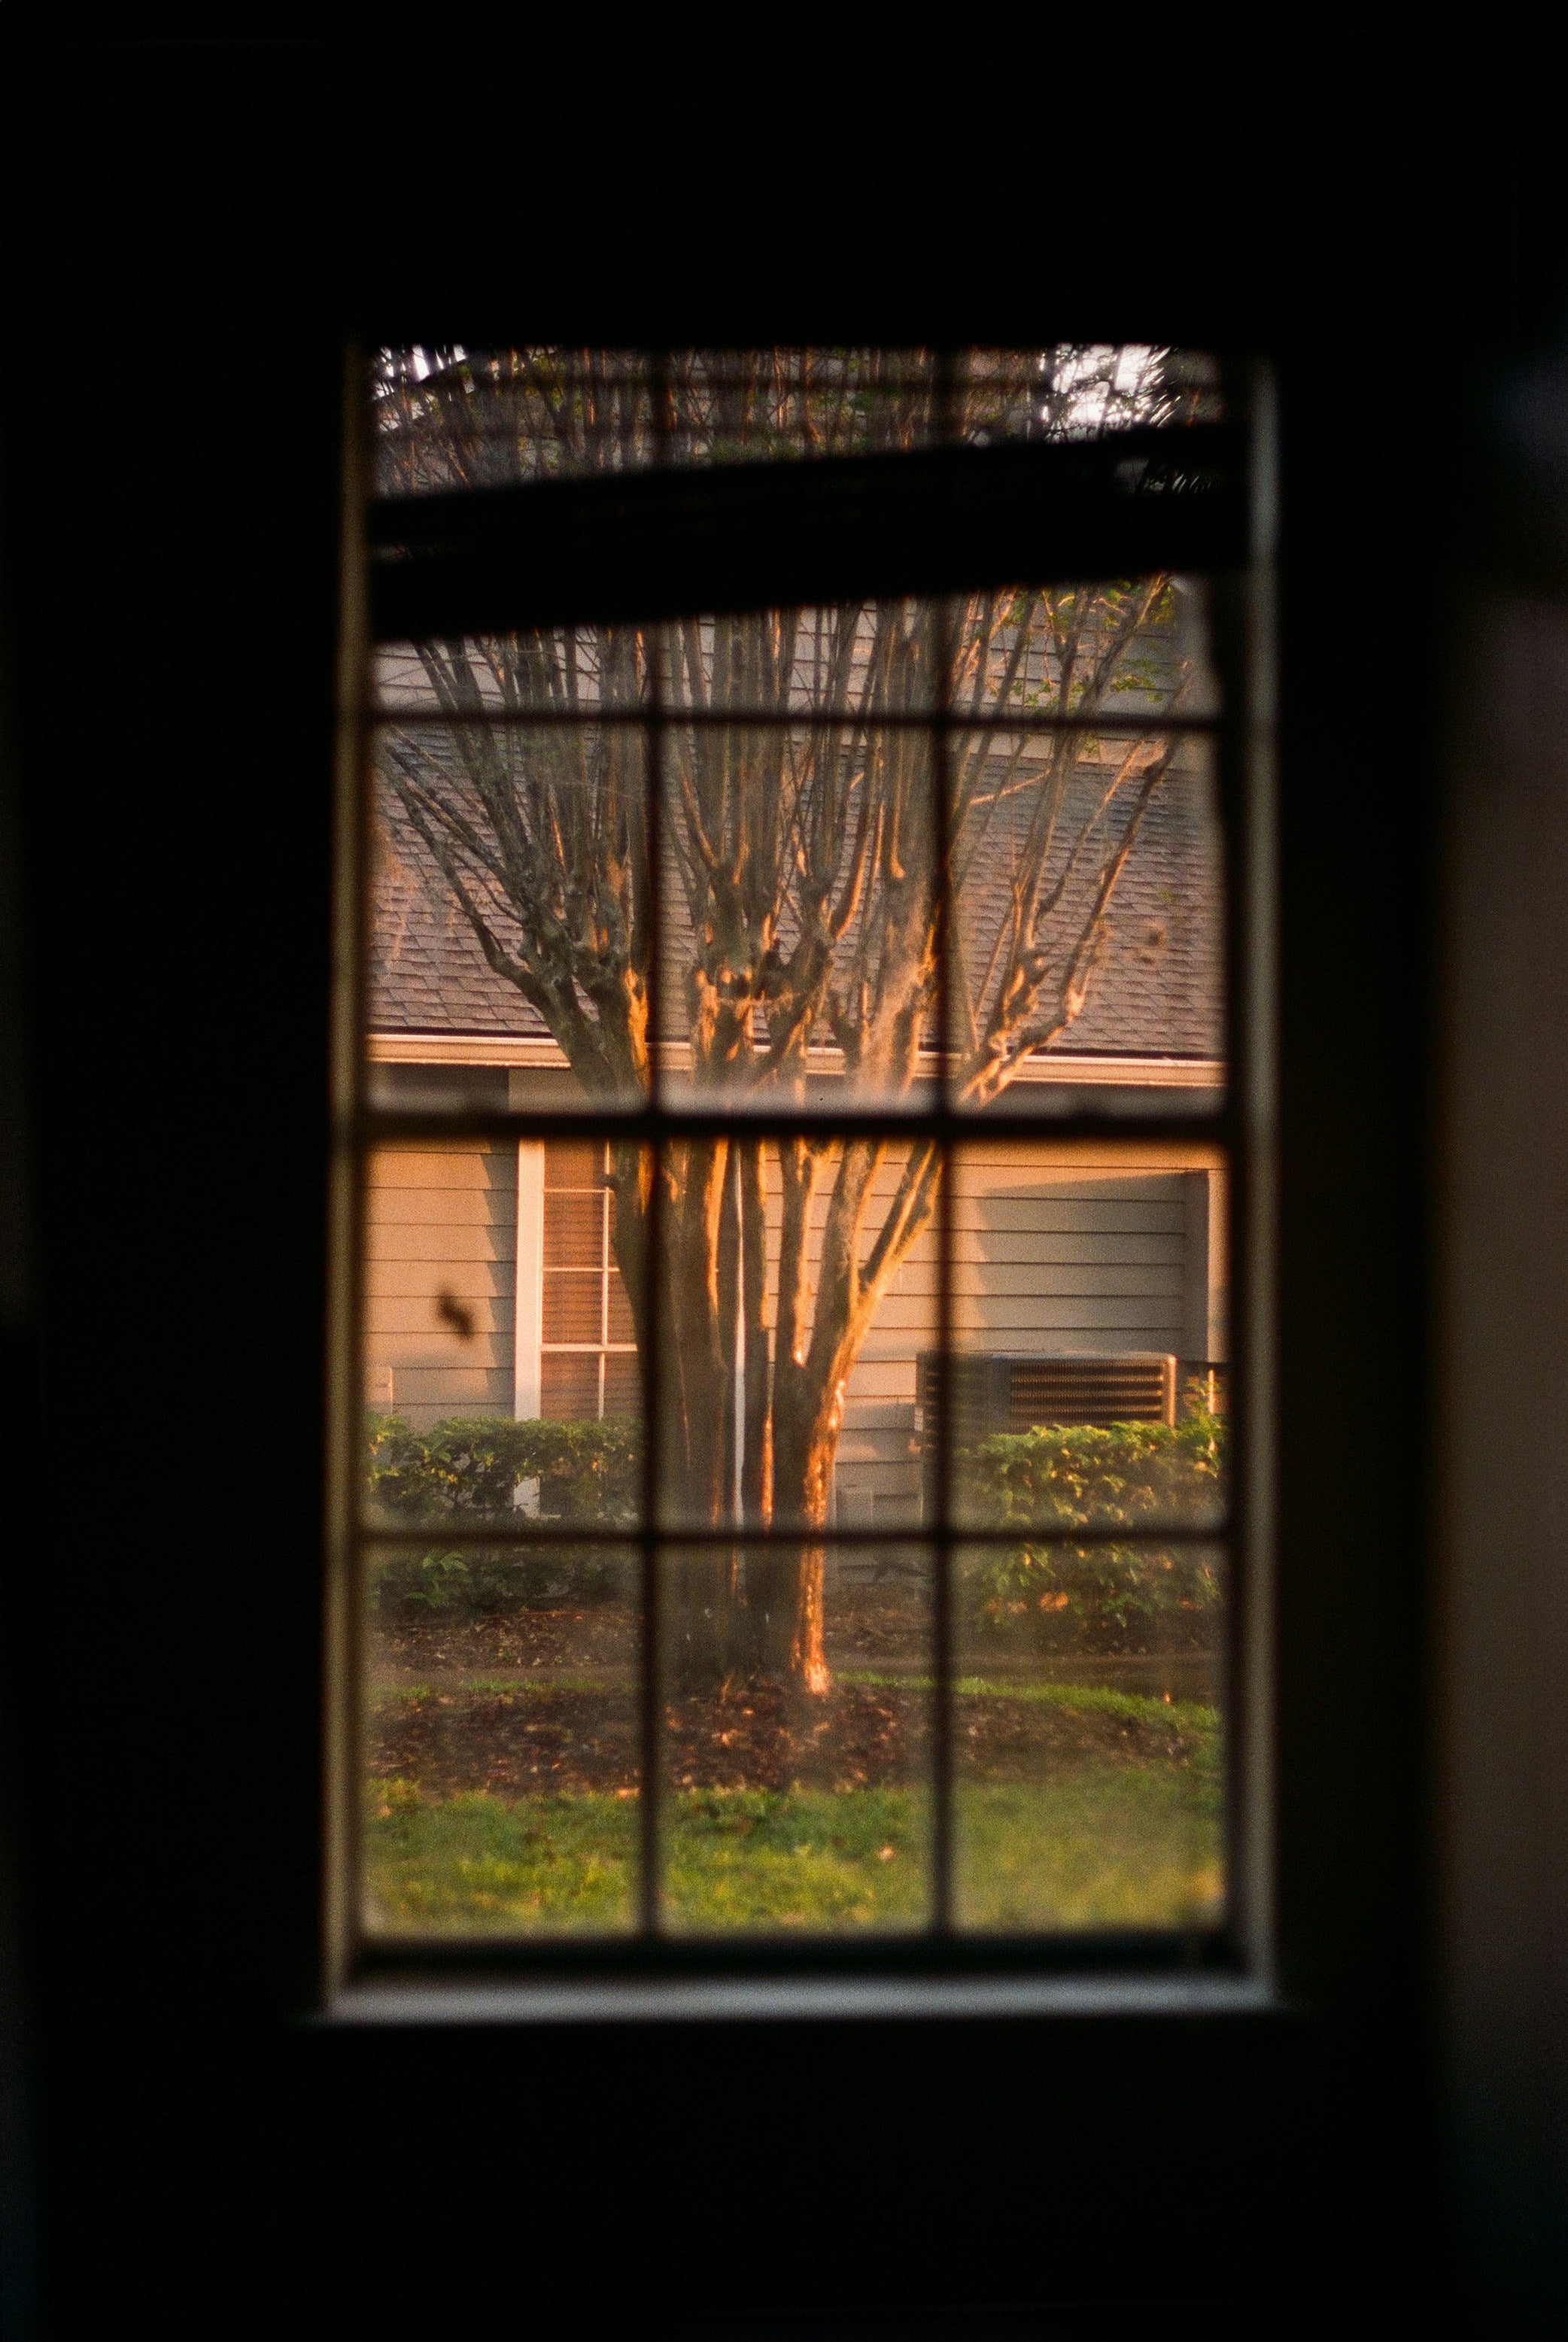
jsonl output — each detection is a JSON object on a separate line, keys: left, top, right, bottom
{"left": 320, "top": 1970, "right": 1281, "bottom": 2026}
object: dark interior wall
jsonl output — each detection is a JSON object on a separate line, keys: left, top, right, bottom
{"left": 1436, "top": 327, "right": 1568, "bottom": 2316}
{"left": 0, "top": 32, "right": 1545, "bottom": 2336}
{"left": 1439, "top": 578, "right": 1568, "bottom": 2318}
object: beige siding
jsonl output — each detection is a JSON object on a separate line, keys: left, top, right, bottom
{"left": 363, "top": 1144, "right": 517, "bottom": 1428}
{"left": 358, "top": 1132, "right": 1223, "bottom": 1517}
{"left": 832, "top": 1154, "right": 1219, "bottom": 1523}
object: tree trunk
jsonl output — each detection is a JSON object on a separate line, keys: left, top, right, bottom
{"left": 634, "top": 1129, "right": 834, "bottom": 1696}
{"left": 655, "top": 1137, "right": 731, "bottom": 1518}
{"left": 764, "top": 1355, "right": 840, "bottom": 1694}
{"left": 743, "top": 1539, "right": 831, "bottom": 1693}
{"left": 613, "top": 1132, "right": 938, "bottom": 1698}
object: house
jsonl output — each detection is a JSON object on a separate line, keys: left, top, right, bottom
{"left": 363, "top": 749, "right": 1228, "bottom": 1519}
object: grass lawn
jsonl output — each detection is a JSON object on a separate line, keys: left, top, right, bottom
{"left": 366, "top": 1779, "right": 639, "bottom": 1932}
{"left": 956, "top": 1770, "right": 1220, "bottom": 1929}
{"left": 364, "top": 1678, "right": 1222, "bottom": 1935}
{"left": 664, "top": 1785, "right": 927, "bottom": 1931}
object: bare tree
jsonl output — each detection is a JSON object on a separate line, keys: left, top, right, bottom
{"left": 373, "top": 347, "right": 1213, "bottom": 1692}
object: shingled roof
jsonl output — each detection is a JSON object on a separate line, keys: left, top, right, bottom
{"left": 369, "top": 752, "right": 1223, "bottom": 1067}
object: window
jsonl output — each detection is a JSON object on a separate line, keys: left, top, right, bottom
{"left": 538, "top": 1142, "right": 640, "bottom": 1420}
{"left": 330, "top": 346, "right": 1267, "bottom": 1985}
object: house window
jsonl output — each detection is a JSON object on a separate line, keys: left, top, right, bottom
{"left": 540, "top": 1141, "right": 640, "bottom": 1420}
{"left": 334, "top": 346, "right": 1266, "bottom": 1982}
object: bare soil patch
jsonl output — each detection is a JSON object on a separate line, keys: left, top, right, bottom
{"left": 369, "top": 1670, "right": 1203, "bottom": 1801}
{"left": 369, "top": 1603, "right": 636, "bottom": 1681}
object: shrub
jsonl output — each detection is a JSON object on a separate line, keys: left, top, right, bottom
{"left": 369, "top": 1545, "right": 632, "bottom": 1614}
{"left": 365, "top": 1413, "right": 640, "bottom": 1611}
{"left": 965, "top": 1542, "right": 1222, "bottom": 1654}
{"left": 960, "top": 1409, "right": 1225, "bottom": 1654}
{"left": 366, "top": 1413, "right": 640, "bottom": 1526}
{"left": 958, "top": 1408, "right": 1223, "bottom": 1533}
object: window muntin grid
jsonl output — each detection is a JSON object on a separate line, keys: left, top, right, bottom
{"left": 337, "top": 345, "right": 1261, "bottom": 1976}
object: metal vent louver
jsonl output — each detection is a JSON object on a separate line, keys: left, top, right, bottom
{"left": 1004, "top": 1354, "right": 1176, "bottom": 1430}
{"left": 917, "top": 1351, "right": 1178, "bottom": 1441}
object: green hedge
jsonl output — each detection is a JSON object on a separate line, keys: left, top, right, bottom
{"left": 366, "top": 1413, "right": 640, "bottom": 1526}
{"left": 958, "top": 1409, "right": 1223, "bottom": 1532}
{"left": 362, "top": 1407, "right": 1226, "bottom": 1644}
{"left": 959, "top": 1411, "right": 1225, "bottom": 1653}
{"left": 365, "top": 1414, "right": 640, "bottom": 1611}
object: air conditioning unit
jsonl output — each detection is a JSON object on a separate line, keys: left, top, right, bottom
{"left": 917, "top": 1351, "right": 1178, "bottom": 1437}
{"left": 916, "top": 1352, "right": 1178, "bottom": 1517}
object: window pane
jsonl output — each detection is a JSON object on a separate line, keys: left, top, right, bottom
{"left": 950, "top": 733, "right": 1223, "bottom": 1119}
{"left": 362, "top": 1141, "right": 517, "bottom": 1437}
{"left": 375, "top": 624, "right": 651, "bottom": 718}
{"left": 952, "top": 1543, "right": 1224, "bottom": 1932}
{"left": 606, "top": 1269, "right": 636, "bottom": 1347}
{"left": 540, "top": 1353, "right": 600, "bottom": 1420}
{"left": 661, "top": 600, "right": 939, "bottom": 716}
{"left": 372, "top": 345, "right": 1223, "bottom": 501}
{"left": 659, "top": 1544, "right": 933, "bottom": 1935}
{"left": 542, "top": 1272, "right": 603, "bottom": 1345}
{"left": 542, "top": 1193, "right": 602, "bottom": 1270}
{"left": 545, "top": 1140, "right": 605, "bottom": 1192}
{"left": 377, "top": 602, "right": 938, "bottom": 722}
{"left": 367, "top": 721, "right": 652, "bottom": 1111}
{"left": 950, "top": 576, "right": 1217, "bottom": 721}
{"left": 362, "top": 1138, "right": 646, "bottom": 1526}
{"left": 660, "top": 725, "right": 936, "bottom": 1112}
{"left": 362, "top": 1542, "right": 640, "bottom": 1937}
{"left": 944, "top": 1144, "right": 1228, "bottom": 1532}
{"left": 654, "top": 1138, "right": 937, "bottom": 1535}
{"left": 601, "top": 1350, "right": 641, "bottom": 1420}
{"left": 375, "top": 348, "right": 652, "bottom": 492}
